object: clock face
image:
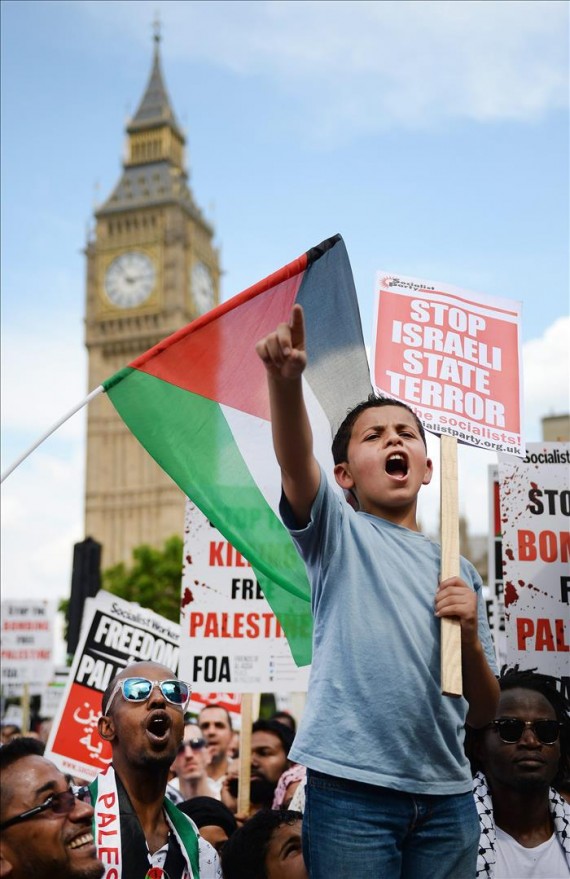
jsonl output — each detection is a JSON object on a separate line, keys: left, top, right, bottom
{"left": 104, "top": 251, "right": 156, "bottom": 308}
{"left": 192, "top": 261, "right": 215, "bottom": 313}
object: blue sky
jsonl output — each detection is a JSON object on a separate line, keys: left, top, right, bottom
{"left": 1, "top": 0, "right": 569, "bottom": 615}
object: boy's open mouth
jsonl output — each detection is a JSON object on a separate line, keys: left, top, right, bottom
{"left": 385, "top": 453, "right": 408, "bottom": 477}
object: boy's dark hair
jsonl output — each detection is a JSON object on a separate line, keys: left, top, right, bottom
{"left": 221, "top": 808, "right": 303, "bottom": 879}
{"left": 332, "top": 394, "right": 427, "bottom": 464}
{"left": 465, "top": 666, "right": 570, "bottom": 787}
{"left": 252, "top": 719, "right": 295, "bottom": 755}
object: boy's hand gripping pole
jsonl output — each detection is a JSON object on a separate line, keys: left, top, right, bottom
{"left": 440, "top": 435, "right": 463, "bottom": 697}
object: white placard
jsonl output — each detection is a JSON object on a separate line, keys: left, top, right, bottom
{"left": 1, "top": 600, "right": 55, "bottom": 695}
{"left": 498, "top": 443, "right": 570, "bottom": 686}
{"left": 179, "top": 501, "right": 310, "bottom": 694}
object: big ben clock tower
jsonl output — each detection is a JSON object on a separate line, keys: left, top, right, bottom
{"left": 84, "top": 29, "right": 220, "bottom": 568}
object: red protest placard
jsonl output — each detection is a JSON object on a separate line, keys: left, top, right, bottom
{"left": 372, "top": 274, "right": 524, "bottom": 455}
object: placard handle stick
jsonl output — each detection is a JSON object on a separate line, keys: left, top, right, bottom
{"left": 440, "top": 435, "right": 463, "bottom": 696}
{"left": 237, "top": 693, "right": 253, "bottom": 816}
{"left": 21, "top": 682, "right": 31, "bottom": 734}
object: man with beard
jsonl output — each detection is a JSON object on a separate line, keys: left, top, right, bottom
{"left": 467, "top": 667, "right": 570, "bottom": 878}
{"left": 0, "top": 737, "right": 103, "bottom": 879}
{"left": 92, "top": 661, "right": 221, "bottom": 878}
{"left": 222, "top": 720, "right": 294, "bottom": 817}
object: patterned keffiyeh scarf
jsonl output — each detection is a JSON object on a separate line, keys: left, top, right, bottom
{"left": 473, "top": 770, "right": 570, "bottom": 878}
{"left": 89, "top": 765, "right": 201, "bottom": 879}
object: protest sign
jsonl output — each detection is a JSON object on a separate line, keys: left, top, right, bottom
{"left": 498, "top": 443, "right": 570, "bottom": 692}
{"left": 41, "top": 680, "right": 67, "bottom": 719}
{"left": 45, "top": 591, "right": 180, "bottom": 781}
{"left": 179, "top": 501, "right": 311, "bottom": 694}
{"left": 1, "top": 600, "right": 55, "bottom": 696}
{"left": 371, "top": 273, "right": 523, "bottom": 455}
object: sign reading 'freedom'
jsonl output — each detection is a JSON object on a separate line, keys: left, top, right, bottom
{"left": 371, "top": 274, "right": 524, "bottom": 455}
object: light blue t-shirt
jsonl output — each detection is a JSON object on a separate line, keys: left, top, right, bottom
{"left": 282, "top": 468, "right": 498, "bottom": 795}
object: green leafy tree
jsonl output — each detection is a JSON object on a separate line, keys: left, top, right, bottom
{"left": 102, "top": 535, "right": 185, "bottom": 623}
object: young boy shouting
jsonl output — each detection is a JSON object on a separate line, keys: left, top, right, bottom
{"left": 256, "top": 304, "right": 499, "bottom": 879}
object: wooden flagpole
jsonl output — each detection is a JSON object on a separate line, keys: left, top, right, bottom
{"left": 440, "top": 435, "right": 463, "bottom": 697}
{"left": 21, "top": 682, "right": 31, "bottom": 736}
{"left": 237, "top": 693, "right": 255, "bottom": 816}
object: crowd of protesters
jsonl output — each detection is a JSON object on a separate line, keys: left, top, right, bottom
{"left": 1, "top": 314, "right": 569, "bottom": 877}
{"left": 1, "top": 663, "right": 569, "bottom": 879}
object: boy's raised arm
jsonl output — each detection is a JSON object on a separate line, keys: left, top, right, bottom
{"left": 255, "top": 304, "right": 321, "bottom": 527}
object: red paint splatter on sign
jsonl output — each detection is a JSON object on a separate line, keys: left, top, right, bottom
{"left": 180, "top": 588, "right": 194, "bottom": 608}
{"left": 504, "top": 581, "right": 519, "bottom": 608}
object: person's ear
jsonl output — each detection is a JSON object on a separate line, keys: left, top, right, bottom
{"left": 0, "top": 844, "right": 14, "bottom": 877}
{"left": 334, "top": 462, "right": 354, "bottom": 492}
{"left": 422, "top": 457, "right": 433, "bottom": 486}
{"left": 98, "top": 714, "right": 116, "bottom": 743}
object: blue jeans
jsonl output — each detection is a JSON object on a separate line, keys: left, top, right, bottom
{"left": 303, "top": 770, "right": 479, "bottom": 879}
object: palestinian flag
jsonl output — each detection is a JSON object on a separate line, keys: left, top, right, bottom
{"left": 104, "top": 234, "right": 371, "bottom": 665}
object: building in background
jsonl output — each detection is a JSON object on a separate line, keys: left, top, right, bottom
{"left": 542, "top": 413, "right": 570, "bottom": 441}
{"left": 84, "top": 29, "right": 220, "bottom": 567}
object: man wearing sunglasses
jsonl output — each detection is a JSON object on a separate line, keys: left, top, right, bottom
{"left": 171, "top": 722, "right": 214, "bottom": 801}
{"left": 467, "top": 667, "right": 570, "bottom": 878}
{"left": 92, "top": 660, "right": 221, "bottom": 879}
{"left": 0, "top": 737, "right": 104, "bottom": 879}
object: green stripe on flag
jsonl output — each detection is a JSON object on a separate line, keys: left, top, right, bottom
{"left": 106, "top": 369, "right": 312, "bottom": 665}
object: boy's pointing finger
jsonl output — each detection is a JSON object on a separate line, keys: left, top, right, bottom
{"left": 289, "top": 303, "right": 305, "bottom": 349}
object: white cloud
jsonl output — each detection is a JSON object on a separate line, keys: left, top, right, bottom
{"left": 1, "top": 446, "right": 84, "bottom": 603}
{"left": 80, "top": 0, "right": 568, "bottom": 139}
{"left": 1, "top": 314, "right": 86, "bottom": 442}
{"left": 522, "top": 315, "right": 570, "bottom": 433}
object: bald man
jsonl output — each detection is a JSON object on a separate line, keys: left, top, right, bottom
{"left": 91, "top": 661, "right": 221, "bottom": 879}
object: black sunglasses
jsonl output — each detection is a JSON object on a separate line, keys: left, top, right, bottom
{"left": 0, "top": 785, "right": 91, "bottom": 831}
{"left": 177, "top": 737, "right": 206, "bottom": 753}
{"left": 489, "top": 718, "right": 563, "bottom": 745}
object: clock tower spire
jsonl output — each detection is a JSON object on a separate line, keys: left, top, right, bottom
{"left": 84, "top": 32, "right": 219, "bottom": 568}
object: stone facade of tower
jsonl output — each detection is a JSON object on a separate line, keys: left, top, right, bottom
{"left": 84, "top": 37, "right": 220, "bottom": 568}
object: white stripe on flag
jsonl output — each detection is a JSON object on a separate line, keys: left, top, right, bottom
{"left": 222, "top": 377, "right": 341, "bottom": 518}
